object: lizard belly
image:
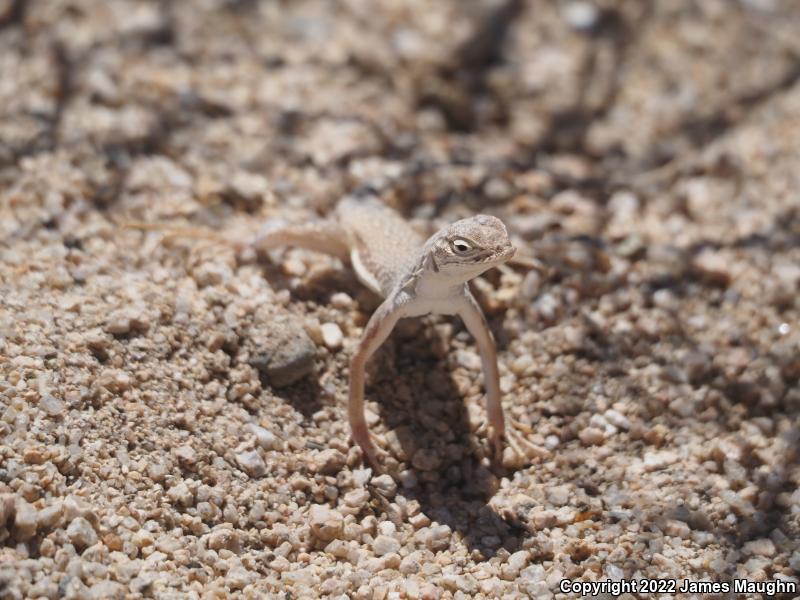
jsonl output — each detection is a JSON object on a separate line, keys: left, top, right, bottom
{"left": 403, "top": 296, "right": 461, "bottom": 317}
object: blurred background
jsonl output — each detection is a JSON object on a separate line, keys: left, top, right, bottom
{"left": 2, "top": 0, "right": 799, "bottom": 226}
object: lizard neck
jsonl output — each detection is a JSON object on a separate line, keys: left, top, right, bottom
{"left": 399, "top": 250, "right": 466, "bottom": 300}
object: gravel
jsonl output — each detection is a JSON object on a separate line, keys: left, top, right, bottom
{"left": 1, "top": 0, "right": 799, "bottom": 597}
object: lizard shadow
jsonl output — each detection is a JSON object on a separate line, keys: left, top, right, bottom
{"left": 256, "top": 373, "right": 324, "bottom": 420}
{"left": 375, "top": 319, "right": 530, "bottom": 559}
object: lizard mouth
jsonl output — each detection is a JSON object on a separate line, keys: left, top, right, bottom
{"left": 472, "top": 245, "right": 515, "bottom": 266}
{"left": 493, "top": 245, "right": 516, "bottom": 262}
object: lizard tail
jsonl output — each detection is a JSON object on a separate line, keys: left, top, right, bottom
{"left": 121, "top": 221, "right": 241, "bottom": 248}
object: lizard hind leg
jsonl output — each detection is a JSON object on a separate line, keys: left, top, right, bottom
{"left": 248, "top": 218, "right": 351, "bottom": 262}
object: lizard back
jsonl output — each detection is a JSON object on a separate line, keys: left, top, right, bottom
{"left": 336, "top": 198, "right": 424, "bottom": 297}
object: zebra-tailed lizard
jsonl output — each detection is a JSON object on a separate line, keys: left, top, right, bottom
{"left": 129, "top": 198, "right": 542, "bottom": 470}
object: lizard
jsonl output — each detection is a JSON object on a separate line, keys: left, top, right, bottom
{"left": 126, "top": 198, "right": 535, "bottom": 470}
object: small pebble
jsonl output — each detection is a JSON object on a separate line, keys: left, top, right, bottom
{"left": 309, "top": 505, "right": 344, "bottom": 542}
{"left": 372, "top": 535, "right": 401, "bottom": 556}
{"left": 39, "top": 394, "right": 65, "bottom": 416}
{"left": 743, "top": 538, "right": 776, "bottom": 557}
{"left": 236, "top": 450, "right": 267, "bottom": 478}
{"left": 320, "top": 322, "right": 343, "bottom": 349}
{"left": 692, "top": 250, "right": 732, "bottom": 286}
{"left": 174, "top": 445, "right": 198, "bottom": 466}
{"left": 578, "top": 427, "right": 604, "bottom": 446}
{"left": 644, "top": 450, "right": 679, "bottom": 471}
{"left": 133, "top": 530, "right": 155, "bottom": 548}
{"left": 37, "top": 503, "right": 63, "bottom": 529}
{"left": 314, "top": 448, "right": 346, "bottom": 475}
{"left": 546, "top": 485, "right": 570, "bottom": 507}
{"left": 227, "top": 566, "right": 257, "bottom": 590}
{"left": 604, "top": 409, "right": 630, "bottom": 430}
{"left": 207, "top": 527, "right": 241, "bottom": 552}
{"left": 67, "top": 516, "right": 98, "bottom": 549}
{"left": 330, "top": 292, "right": 354, "bottom": 309}
{"left": 371, "top": 474, "right": 397, "bottom": 498}
{"left": 249, "top": 424, "right": 281, "bottom": 451}
{"left": 12, "top": 499, "right": 38, "bottom": 541}
{"left": 422, "top": 525, "right": 451, "bottom": 551}
{"left": 89, "top": 580, "right": 125, "bottom": 600}
{"left": 167, "top": 481, "right": 194, "bottom": 507}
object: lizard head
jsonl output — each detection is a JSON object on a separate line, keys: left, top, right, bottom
{"left": 429, "top": 214, "right": 516, "bottom": 280}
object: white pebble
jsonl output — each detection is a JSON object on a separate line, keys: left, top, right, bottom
{"left": 12, "top": 499, "right": 38, "bottom": 541}
{"left": 236, "top": 450, "right": 267, "bottom": 478}
{"left": 227, "top": 566, "right": 257, "bottom": 590}
{"left": 503, "top": 550, "right": 529, "bottom": 578}
{"left": 314, "top": 448, "right": 346, "bottom": 475}
{"left": 372, "top": 534, "right": 400, "bottom": 556}
{"left": 330, "top": 292, "right": 354, "bottom": 309}
{"left": 249, "top": 424, "right": 281, "bottom": 450}
{"left": 743, "top": 538, "right": 776, "bottom": 557}
{"left": 320, "top": 322, "right": 343, "bottom": 349}
{"left": 378, "top": 521, "right": 396, "bottom": 536}
{"left": 562, "top": 1, "right": 599, "bottom": 30}
{"left": 309, "top": 505, "right": 344, "bottom": 542}
{"left": 89, "top": 580, "right": 125, "bottom": 600}
{"left": 547, "top": 485, "right": 570, "bottom": 507}
{"left": 67, "top": 516, "right": 97, "bottom": 548}
{"left": 644, "top": 450, "right": 679, "bottom": 471}
{"left": 455, "top": 349, "right": 481, "bottom": 371}
{"left": 39, "top": 394, "right": 65, "bottom": 416}
{"left": 423, "top": 524, "right": 451, "bottom": 551}
{"left": 604, "top": 409, "right": 630, "bottom": 430}
{"left": 371, "top": 474, "right": 397, "bottom": 498}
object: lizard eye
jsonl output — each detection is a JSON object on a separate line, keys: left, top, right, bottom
{"left": 451, "top": 239, "right": 473, "bottom": 254}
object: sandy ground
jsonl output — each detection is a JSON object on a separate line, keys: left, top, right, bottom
{"left": 1, "top": 0, "right": 799, "bottom": 598}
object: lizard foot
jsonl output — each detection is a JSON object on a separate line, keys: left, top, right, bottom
{"left": 482, "top": 419, "right": 551, "bottom": 468}
{"left": 351, "top": 425, "right": 389, "bottom": 473}
{"left": 505, "top": 420, "right": 552, "bottom": 467}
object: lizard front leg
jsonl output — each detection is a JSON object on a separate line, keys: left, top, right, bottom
{"left": 349, "top": 296, "right": 403, "bottom": 471}
{"left": 456, "top": 290, "right": 506, "bottom": 460}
